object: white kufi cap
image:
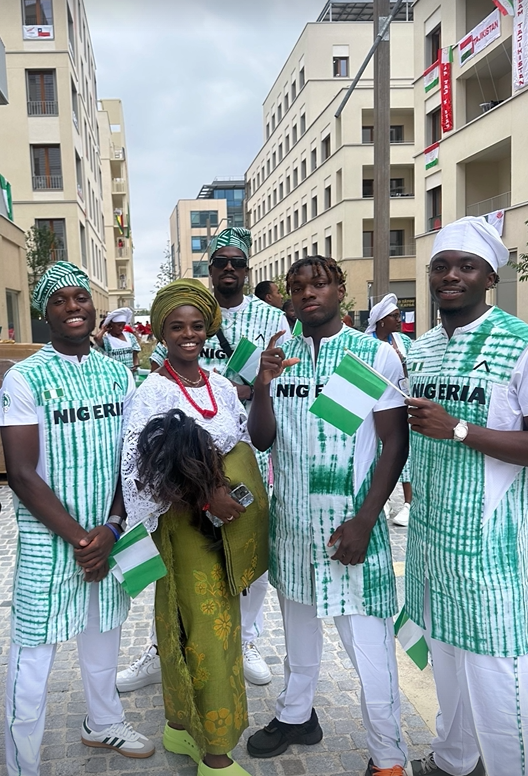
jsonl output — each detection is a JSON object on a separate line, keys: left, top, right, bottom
{"left": 365, "top": 293, "right": 398, "bottom": 334}
{"left": 431, "top": 216, "right": 508, "bottom": 272}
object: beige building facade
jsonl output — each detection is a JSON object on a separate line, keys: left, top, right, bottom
{"left": 413, "top": 0, "right": 528, "bottom": 334}
{"left": 99, "top": 98, "right": 135, "bottom": 311}
{"left": 245, "top": 1, "right": 416, "bottom": 325}
{"left": 0, "top": 0, "right": 110, "bottom": 320}
{"left": 169, "top": 197, "right": 228, "bottom": 288}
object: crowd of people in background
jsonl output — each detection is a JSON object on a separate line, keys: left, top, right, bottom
{"left": 1, "top": 217, "right": 528, "bottom": 776}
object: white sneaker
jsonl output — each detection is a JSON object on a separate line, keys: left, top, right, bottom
{"left": 392, "top": 502, "right": 410, "bottom": 527}
{"left": 116, "top": 644, "right": 162, "bottom": 692}
{"left": 81, "top": 716, "right": 155, "bottom": 758}
{"left": 243, "top": 641, "right": 272, "bottom": 685}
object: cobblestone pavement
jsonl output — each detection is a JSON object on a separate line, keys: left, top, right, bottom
{"left": 0, "top": 485, "right": 432, "bottom": 776}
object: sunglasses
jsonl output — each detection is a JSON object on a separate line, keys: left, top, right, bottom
{"left": 210, "top": 256, "right": 248, "bottom": 269}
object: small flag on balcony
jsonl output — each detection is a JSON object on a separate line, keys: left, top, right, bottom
{"left": 225, "top": 336, "right": 262, "bottom": 385}
{"left": 423, "top": 59, "right": 440, "bottom": 92}
{"left": 0, "top": 175, "right": 13, "bottom": 221}
{"left": 394, "top": 607, "right": 429, "bottom": 670}
{"left": 458, "top": 33, "right": 474, "bottom": 65}
{"left": 292, "top": 319, "right": 302, "bottom": 336}
{"left": 109, "top": 522, "right": 167, "bottom": 599}
{"left": 424, "top": 143, "right": 440, "bottom": 170}
{"left": 492, "top": 0, "right": 514, "bottom": 15}
{"left": 309, "top": 350, "right": 394, "bottom": 437}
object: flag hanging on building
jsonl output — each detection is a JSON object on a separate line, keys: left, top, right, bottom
{"left": 109, "top": 523, "right": 167, "bottom": 598}
{"left": 513, "top": 0, "right": 528, "bottom": 92}
{"left": 0, "top": 175, "right": 13, "bottom": 221}
{"left": 458, "top": 33, "right": 474, "bottom": 64}
{"left": 423, "top": 59, "right": 440, "bottom": 92}
{"left": 225, "top": 336, "right": 262, "bottom": 385}
{"left": 309, "top": 350, "right": 390, "bottom": 436}
{"left": 394, "top": 607, "right": 429, "bottom": 670}
{"left": 440, "top": 47, "right": 454, "bottom": 133}
{"left": 493, "top": 0, "right": 514, "bottom": 14}
{"left": 424, "top": 143, "right": 440, "bottom": 169}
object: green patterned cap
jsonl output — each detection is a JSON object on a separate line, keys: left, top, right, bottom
{"left": 32, "top": 261, "right": 91, "bottom": 315}
{"left": 208, "top": 227, "right": 252, "bottom": 262}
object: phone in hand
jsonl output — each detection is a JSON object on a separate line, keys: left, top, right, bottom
{"left": 205, "top": 483, "right": 254, "bottom": 527}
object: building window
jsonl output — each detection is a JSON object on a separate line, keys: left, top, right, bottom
{"left": 277, "top": 104, "right": 282, "bottom": 123}
{"left": 311, "top": 196, "right": 318, "bottom": 218}
{"left": 325, "top": 235, "right": 332, "bottom": 257}
{"left": 390, "top": 178, "right": 405, "bottom": 196}
{"left": 324, "top": 185, "right": 331, "bottom": 210}
{"left": 272, "top": 152, "right": 277, "bottom": 169}
{"left": 268, "top": 229, "right": 272, "bottom": 245}
{"left": 321, "top": 134, "right": 331, "bottom": 161}
{"left": 71, "top": 82, "right": 79, "bottom": 130}
{"left": 427, "top": 24, "right": 441, "bottom": 66}
{"left": 79, "top": 222, "right": 87, "bottom": 268}
{"left": 27, "top": 70, "right": 57, "bottom": 115}
{"left": 22, "top": 0, "right": 53, "bottom": 26}
{"left": 286, "top": 176, "right": 291, "bottom": 194}
{"left": 312, "top": 241, "right": 318, "bottom": 255}
{"left": 284, "top": 93, "right": 289, "bottom": 112}
{"left": 285, "top": 134, "right": 290, "bottom": 153}
{"left": 301, "top": 203, "right": 307, "bottom": 224}
{"left": 300, "top": 113, "right": 306, "bottom": 135}
{"left": 192, "top": 261, "right": 208, "bottom": 278}
{"left": 267, "top": 194, "right": 271, "bottom": 210}
{"left": 262, "top": 234, "right": 266, "bottom": 249}
{"left": 292, "top": 124, "right": 298, "bottom": 144}
{"left": 362, "top": 126, "right": 374, "bottom": 143}
{"left": 278, "top": 143, "right": 283, "bottom": 161}
{"left": 291, "top": 80, "right": 297, "bottom": 101}
{"left": 302, "top": 246, "right": 308, "bottom": 258}
{"left": 287, "top": 215, "right": 292, "bottom": 233}
{"left": 333, "top": 57, "right": 349, "bottom": 77}
{"left": 428, "top": 186, "right": 442, "bottom": 231}
{"left": 363, "top": 179, "right": 374, "bottom": 198}
{"left": 191, "top": 236, "right": 209, "bottom": 252}
{"left": 267, "top": 159, "right": 271, "bottom": 176}
{"left": 293, "top": 167, "right": 298, "bottom": 187}
{"left": 190, "top": 210, "right": 218, "bottom": 227}
{"left": 280, "top": 220, "right": 284, "bottom": 238}
{"left": 390, "top": 125, "right": 404, "bottom": 143}
{"left": 35, "top": 218, "right": 67, "bottom": 261}
{"left": 271, "top": 113, "right": 276, "bottom": 131}
{"left": 294, "top": 209, "right": 299, "bottom": 229}
{"left": 389, "top": 230, "right": 405, "bottom": 255}
{"left": 301, "top": 159, "right": 307, "bottom": 180}
{"left": 31, "top": 145, "right": 62, "bottom": 189}
{"left": 299, "top": 66, "right": 305, "bottom": 88}
{"left": 362, "top": 231, "right": 374, "bottom": 258}
{"left": 311, "top": 149, "right": 317, "bottom": 172}
{"left": 274, "top": 225, "right": 278, "bottom": 241}
{"left": 273, "top": 189, "right": 277, "bottom": 206}
{"left": 279, "top": 182, "right": 284, "bottom": 200}
{"left": 428, "top": 108, "right": 441, "bottom": 144}
{"left": 294, "top": 250, "right": 300, "bottom": 263}
{"left": 266, "top": 122, "right": 270, "bottom": 139}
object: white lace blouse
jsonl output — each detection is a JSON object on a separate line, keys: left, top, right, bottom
{"left": 122, "top": 371, "right": 250, "bottom": 532}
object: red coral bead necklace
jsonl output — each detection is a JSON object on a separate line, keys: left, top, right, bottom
{"left": 163, "top": 358, "right": 218, "bottom": 419}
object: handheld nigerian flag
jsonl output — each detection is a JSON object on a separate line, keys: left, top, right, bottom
{"left": 292, "top": 319, "right": 302, "bottom": 336}
{"left": 224, "top": 336, "right": 262, "bottom": 385}
{"left": 109, "top": 522, "right": 167, "bottom": 598}
{"left": 394, "top": 607, "right": 429, "bottom": 670}
{"left": 309, "top": 349, "right": 403, "bottom": 436}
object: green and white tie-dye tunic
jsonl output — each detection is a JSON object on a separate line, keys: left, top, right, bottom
{"left": 269, "top": 325, "right": 405, "bottom": 619}
{"left": 101, "top": 330, "right": 140, "bottom": 369}
{"left": 406, "top": 307, "right": 528, "bottom": 657}
{"left": 0, "top": 345, "right": 133, "bottom": 647}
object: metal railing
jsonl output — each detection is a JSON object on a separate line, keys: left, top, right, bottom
{"left": 27, "top": 100, "right": 58, "bottom": 116}
{"left": 50, "top": 248, "right": 68, "bottom": 262}
{"left": 363, "top": 243, "right": 416, "bottom": 258}
{"left": 466, "top": 191, "right": 511, "bottom": 217}
{"left": 116, "top": 246, "right": 130, "bottom": 258}
{"left": 113, "top": 148, "right": 125, "bottom": 160}
{"left": 33, "top": 175, "right": 63, "bottom": 190}
{"left": 112, "top": 178, "right": 126, "bottom": 193}
{"left": 428, "top": 215, "right": 442, "bottom": 232}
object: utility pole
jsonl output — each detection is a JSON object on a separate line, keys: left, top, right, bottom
{"left": 372, "top": 0, "right": 391, "bottom": 302}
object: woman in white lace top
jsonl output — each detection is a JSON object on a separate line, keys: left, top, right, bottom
{"left": 121, "top": 279, "right": 266, "bottom": 776}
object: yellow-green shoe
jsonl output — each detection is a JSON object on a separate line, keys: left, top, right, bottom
{"left": 162, "top": 724, "right": 201, "bottom": 763}
{"left": 198, "top": 760, "right": 253, "bottom": 776}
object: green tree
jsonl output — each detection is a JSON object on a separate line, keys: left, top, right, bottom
{"left": 153, "top": 242, "right": 177, "bottom": 291}
{"left": 510, "top": 220, "right": 528, "bottom": 281}
{"left": 26, "top": 225, "right": 61, "bottom": 317}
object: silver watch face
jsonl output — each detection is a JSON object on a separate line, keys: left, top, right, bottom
{"left": 453, "top": 422, "right": 468, "bottom": 441}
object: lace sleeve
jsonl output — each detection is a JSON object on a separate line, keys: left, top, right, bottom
{"left": 121, "top": 381, "right": 171, "bottom": 533}
{"left": 225, "top": 378, "right": 251, "bottom": 444}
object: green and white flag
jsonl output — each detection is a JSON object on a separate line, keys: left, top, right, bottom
{"left": 394, "top": 607, "right": 429, "bottom": 670}
{"left": 423, "top": 61, "right": 439, "bottom": 92}
{"left": 292, "top": 319, "right": 303, "bottom": 336}
{"left": 309, "top": 350, "right": 391, "bottom": 436}
{"left": 493, "top": 0, "right": 514, "bottom": 15}
{"left": 224, "top": 336, "right": 263, "bottom": 385}
{"left": 42, "top": 388, "right": 64, "bottom": 401}
{"left": 425, "top": 142, "right": 440, "bottom": 169}
{"left": 0, "top": 175, "right": 13, "bottom": 221}
{"left": 109, "top": 522, "right": 167, "bottom": 598}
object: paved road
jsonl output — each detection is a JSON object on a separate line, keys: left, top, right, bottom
{"left": 0, "top": 486, "right": 434, "bottom": 776}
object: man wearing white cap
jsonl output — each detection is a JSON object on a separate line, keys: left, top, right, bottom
{"left": 94, "top": 307, "right": 140, "bottom": 372}
{"left": 405, "top": 216, "right": 528, "bottom": 776}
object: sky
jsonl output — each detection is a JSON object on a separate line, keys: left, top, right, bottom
{"left": 85, "top": 0, "right": 325, "bottom": 309}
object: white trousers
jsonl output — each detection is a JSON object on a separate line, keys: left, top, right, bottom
{"left": 5, "top": 584, "right": 124, "bottom": 776}
{"left": 150, "top": 571, "right": 269, "bottom": 647}
{"left": 276, "top": 592, "right": 408, "bottom": 769}
{"left": 424, "top": 589, "right": 528, "bottom": 776}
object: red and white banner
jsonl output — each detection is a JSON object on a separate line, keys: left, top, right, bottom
{"left": 457, "top": 9, "right": 501, "bottom": 67}
{"left": 23, "top": 25, "right": 53, "bottom": 39}
{"left": 440, "top": 47, "right": 454, "bottom": 133}
{"left": 513, "top": 0, "right": 528, "bottom": 92}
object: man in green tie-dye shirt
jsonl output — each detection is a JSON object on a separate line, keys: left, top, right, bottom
{"left": 406, "top": 217, "right": 528, "bottom": 776}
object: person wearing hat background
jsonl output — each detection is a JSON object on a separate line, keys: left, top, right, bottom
{"left": 121, "top": 228, "right": 290, "bottom": 692}
{"left": 366, "top": 294, "right": 413, "bottom": 527}
{"left": 405, "top": 216, "right": 528, "bottom": 776}
{"left": 0, "top": 262, "right": 154, "bottom": 775}
{"left": 94, "top": 306, "right": 140, "bottom": 371}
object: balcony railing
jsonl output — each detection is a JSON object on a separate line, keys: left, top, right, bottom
{"left": 116, "top": 246, "right": 130, "bottom": 258}
{"left": 428, "top": 215, "right": 442, "bottom": 232}
{"left": 33, "top": 174, "right": 63, "bottom": 190}
{"left": 113, "top": 148, "right": 125, "bottom": 160}
{"left": 112, "top": 178, "right": 126, "bottom": 193}
{"left": 466, "top": 191, "right": 511, "bottom": 217}
{"left": 50, "top": 248, "right": 68, "bottom": 262}
{"left": 363, "top": 243, "right": 416, "bottom": 258}
{"left": 27, "top": 100, "right": 58, "bottom": 116}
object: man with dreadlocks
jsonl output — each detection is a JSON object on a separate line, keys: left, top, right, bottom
{"left": 246, "top": 256, "right": 410, "bottom": 776}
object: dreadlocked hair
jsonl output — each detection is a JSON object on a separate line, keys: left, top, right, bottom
{"left": 285, "top": 255, "right": 345, "bottom": 294}
{"left": 136, "top": 408, "right": 230, "bottom": 536}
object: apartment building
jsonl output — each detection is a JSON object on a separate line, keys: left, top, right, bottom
{"left": 0, "top": 0, "right": 109, "bottom": 319}
{"left": 413, "top": 0, "right": 528, "bottom": 334}
{"left": 99, "top": 99, "right": 135, "bottom": 311}
{"left": 169, "top": 178, "right": 245, "bottom": 287}
{"left": 245, "top": 0, "right": 416, "bottom": 324}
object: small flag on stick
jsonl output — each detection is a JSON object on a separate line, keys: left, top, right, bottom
{"left": 109, "top": 523, "right": 167, "bottom": 598}
{"left": 309, "top": 350, "right": 403, "bottom": 436}
{"left": 224, "top": 336, "right": 263, "bottom": 385}
{"left": 292, "top": 319, "right": 302, "bottom": 336}
{"left": 394, "top": 607, "right": 429, "bottom": 670}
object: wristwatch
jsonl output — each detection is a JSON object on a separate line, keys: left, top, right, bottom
{"left": 107, "top": 514, "right": 126, "bottom": 530}
{"left": 453, "top": 419, "right": 469, "bottom": 442}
